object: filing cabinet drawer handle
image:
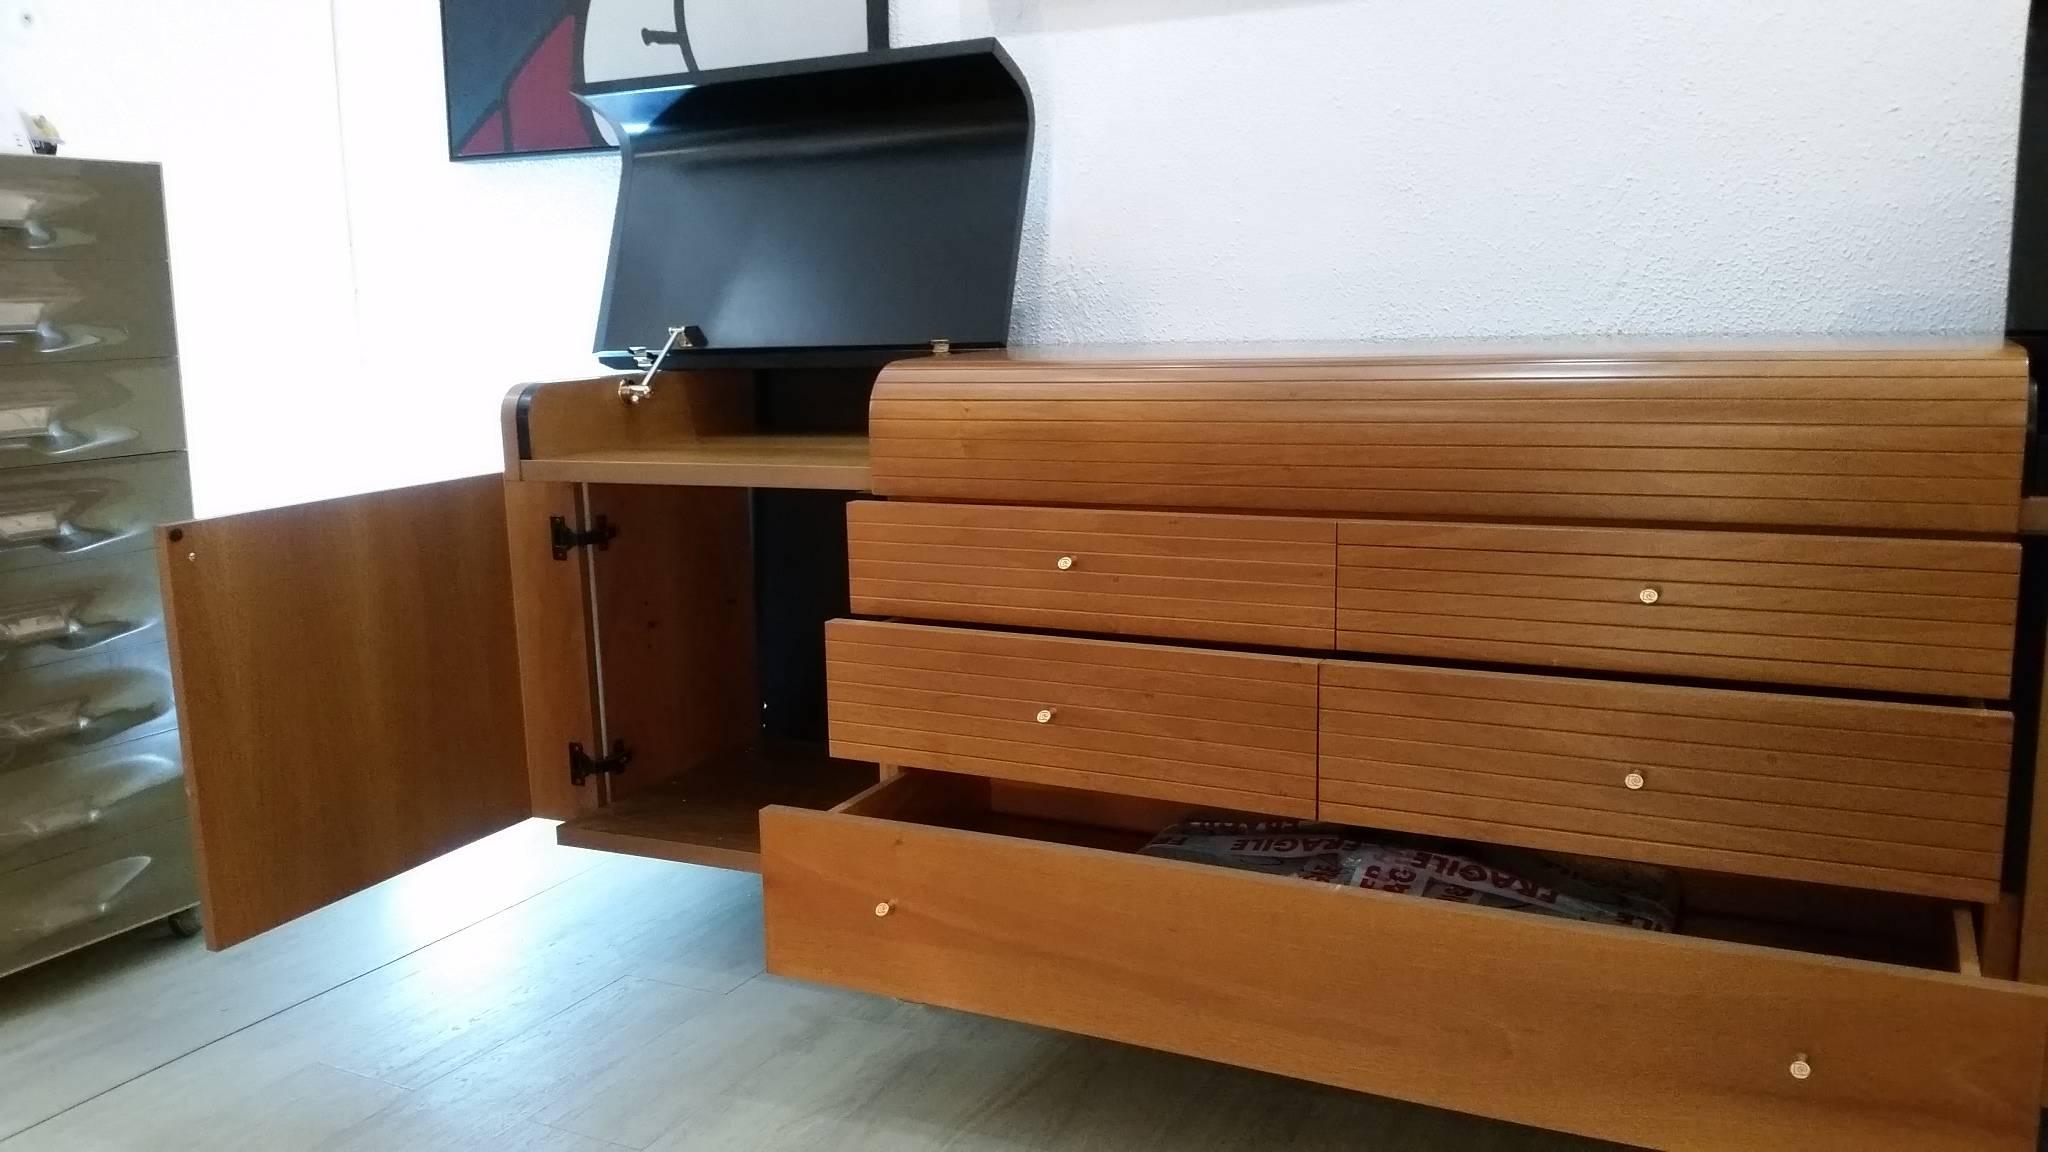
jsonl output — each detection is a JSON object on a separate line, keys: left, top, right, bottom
{"left": 0, "top": 320, "right": 96, "bottom": 355}
{"left": 0, "top": 610, "right": 141, "bottom": 657}
{"left": 4, "top": 854, "right": 152, "bottom": 943}
{"left": 0, "top": 753, "right": 179, "bottom": 851}
{"left": 0, "top": 700, "right": 162, "bottom": 754}
{"left": 0, "top": 216, "right": 55, "bottom": 250}
{"left": 0, "top": 501, "right": 119, "bottom": 557}
{"left": 1, "top": 796, "right": 104, "bottom": 847}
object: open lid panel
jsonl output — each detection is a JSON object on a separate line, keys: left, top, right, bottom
{"left": 579, "top": 39, "right": 1033, "bottom": 371}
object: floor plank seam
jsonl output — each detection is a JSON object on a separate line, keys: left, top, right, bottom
{"left": 0, "top": 845, "right": 609, "bottom": 1144}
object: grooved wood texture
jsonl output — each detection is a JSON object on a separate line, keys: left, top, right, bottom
{"left": 1318, "top": 660, "right": 2012, "bottom": 901}
{"left": 847, "top": 501, "right": 1336, "bottom": 648}
{"left": 869, "top": 349, "right": 2029, "bottom": 532}
{"left": 825, "top": 620, "right": 1317, "bottom": 815}
{"left": 762, "top": 771, "right": 2048, "bottom": 1152}
{"left": 1336, "top": 519, "right": 2019, "bottom": 697}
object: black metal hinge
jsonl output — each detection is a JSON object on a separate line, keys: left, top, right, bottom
{"left": 568, "top": 740, "right": 631, "bottom": 786}
{"left": 550, "top": 514, "right": 618, "bottom": 561}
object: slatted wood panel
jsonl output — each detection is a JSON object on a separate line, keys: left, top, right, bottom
{"left": 763, "top": 771, "right": 2048, "bottom": 1152}
{"left": 825, "top": 619, "right": 1317, "bottom": 815}
{"left": 869, "top": 348, "right": 2029, "bottom": 532}
{"left": 848, "top": 501, "right": 1336, "bottom": 648}
{"left": 1318, "top": 660, "right": 2011, "bottom": 901}
{"left": 1337, "top": 520, "right": 2019, "bottom": 697}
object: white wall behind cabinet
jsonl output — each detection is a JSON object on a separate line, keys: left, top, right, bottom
{"left": 0, "top": 0, "right": 2030, "bottom": 512}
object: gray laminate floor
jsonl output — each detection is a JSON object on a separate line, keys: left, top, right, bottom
{"left": 0, "top": 820, "right": 1615, "bottom": 1151}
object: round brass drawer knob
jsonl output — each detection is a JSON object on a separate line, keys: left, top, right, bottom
{"left": 1056, "top": 555, "right": 1074, "bottom": 570}
{"left": 874, "top": 901, "right": 893, "bottom": 918}
{"left": 1789, "top": 1054, "right": 1812, "bottom": 1081}
{"left": 1035, "top": 708, "right": 1055, "bottom": 724}
{"left": 1623, "top": 771, "right": 1646, "bottom": 791}
{"left": 1638, "top": 587, "right": 1660, "bottom": 604}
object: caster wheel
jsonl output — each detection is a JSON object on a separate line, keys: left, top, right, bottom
{"left": 166, "top": 908, "right": 202, "bottom": 939}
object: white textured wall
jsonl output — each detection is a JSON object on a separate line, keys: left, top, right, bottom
{"left": 899, "top": 0, "right": 2028, "bottom": 343}
{"left": 0, "top": 0, "right": 2030, "bottom": 511}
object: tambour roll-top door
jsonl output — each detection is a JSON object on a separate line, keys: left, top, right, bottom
{"left": 869, "top": 347, "right": 2029, "bottom": 533}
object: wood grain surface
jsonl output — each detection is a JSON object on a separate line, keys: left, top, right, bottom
{"left": 1319, "top": 660, "right": 2012, "bottom": 901}
{"left": 158, "top": 475, "right": 528, "bottom": 948}
{"left": 1337, "top": 519, "right": 2019, "bottom": 697}
{"left": 501, "top": 479, "right": 595, "bottom": 821}
{"left": 826, "top": 620, "right": 1317, "bottom": 816}
{"left": 586, "top": 483, "right": 758, "bottom": 805}
{"left": 762, "top": 770, "right": 2048, "bottom": 1152}
{"left": 869, "top": 348, "right": 2029, "bottom": 532}
{"left": 848, "top": 500, "right": 1336, "bottom": 649}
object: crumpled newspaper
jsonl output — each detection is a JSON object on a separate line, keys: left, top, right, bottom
{"left": 1139, "top": 819, "right": 1677, "bottom": 932}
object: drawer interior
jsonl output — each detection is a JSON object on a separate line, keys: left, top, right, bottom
{"left": 841, "top": 769, "right": 1982, "bottom": 975}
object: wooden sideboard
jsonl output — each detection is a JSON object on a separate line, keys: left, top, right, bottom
{"left": 151, "top": 341, "right": 2048, "bottom": 1151}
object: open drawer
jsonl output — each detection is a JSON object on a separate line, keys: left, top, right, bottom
{"left": 761, "top": 770, "right": 2048, "bottom": 1152}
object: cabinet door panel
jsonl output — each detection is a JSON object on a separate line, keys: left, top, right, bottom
{"left": 158, "top": 475, "right": 527, "bottom": 948}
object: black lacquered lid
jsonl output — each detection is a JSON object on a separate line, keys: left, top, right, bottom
{"left": 578, "top": 39, "right": 1032, "bottom": 370}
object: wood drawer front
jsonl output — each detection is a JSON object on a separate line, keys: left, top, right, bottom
{"left": 0, "top": 261, "right": 176, "bottom": 367}
{"left": 1337, "top": 520, "right": 2019, "bottom": 698}
{"left": 825, "top": 619, "right": 1318, "bottom": 815}
{"left": 1319, "top": 661, "right": 2011, "bottom": 901}
{"left": 869, "top": 353, "right": 2028, "bottom": 533}
{"left": 847, "top": 501, "right": 1335, "bottom": 648}
{"left": 762, "top": 778, "right": 2048, "bottom": 1152}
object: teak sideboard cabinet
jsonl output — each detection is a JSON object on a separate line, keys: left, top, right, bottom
{"left": 156, "top": 343, "right": 2048, "bottom": 1152}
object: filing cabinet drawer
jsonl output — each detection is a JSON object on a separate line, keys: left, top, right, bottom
{"left": 0, "top": 260, "right": 176, "bottom": 366}
{"left": 826, "top": 619, "right": 1318, "bottom": 815}
{"left": 0, "top": 158, "right": 166, "bottom": 261}
{"left": 1336, "top": 520, "right": 2018, "bottom": 697}
{"left": 848, "top": 501, "right": 1335, "bottom": 648}
{"left": 0, "top": 359, "right": 183, "bottom": 469}
{"left": 764, "top": 770, "right": 2048, "bottom": 1152}
{"left": 0, "top": 727, "right": 183, "bottom": 871}
{"left": 0, "top": 452, "right": 190, "bottom": 574}
{"left": 1317, "top": 660, "right": 2011, "bottom": 901}
{"left": 0, "top": 639, "right": 176, "bottom": 776}
{"left": 0, "top": 818, "right": 195, "bottom": 977}
{"left": 0, "top": 547, "right": 164, "bottom": 672}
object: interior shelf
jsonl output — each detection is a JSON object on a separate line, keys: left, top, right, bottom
{"left": 555, "top": 742, "right": 878, "bottom": 871}
{"left": 520, "top": 434, "right": 872, "bottom": 490}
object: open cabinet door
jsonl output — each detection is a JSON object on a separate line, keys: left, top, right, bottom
{"left": 158, "top": 475, "right": 531, "bottom": 948}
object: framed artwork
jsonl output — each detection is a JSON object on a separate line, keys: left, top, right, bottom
{"left": 440, "top": 0, "right": 888, "bottom": 160}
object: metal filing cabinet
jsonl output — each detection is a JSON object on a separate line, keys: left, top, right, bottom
{"left": 0, "top": 155, "right": 195, "bottom": 975}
